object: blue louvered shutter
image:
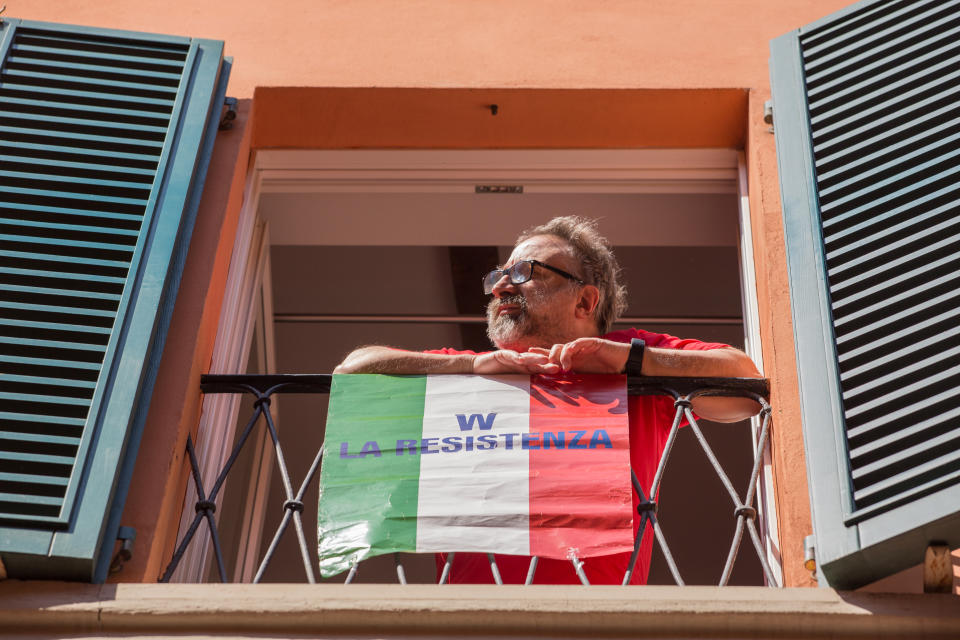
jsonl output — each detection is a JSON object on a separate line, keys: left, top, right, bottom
{"left": 770, "top": 0, "right": 960, "bottom": 589}
{"left": 0, "top": 18, "right": 229, "bottom": 581}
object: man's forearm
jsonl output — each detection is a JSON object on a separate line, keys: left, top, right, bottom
{"left": 641, "top": 346, "right": 761, "bottom": 379}
{"left": 639, "top": 346, "right": 762, "bottom": 423}
{"left": 333, "top": 346, "right": 475, "bottom": 374}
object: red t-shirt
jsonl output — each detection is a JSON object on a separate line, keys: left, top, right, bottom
{"left": 426, "top": 328, "right": 729, "bottom": 585}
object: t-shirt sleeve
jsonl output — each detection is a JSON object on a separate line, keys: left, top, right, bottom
{"left": 603, "top": 327, "right": 730, "bottom": 351}
{"left": 422, "top": 347, "right": 481, "bottom": 355}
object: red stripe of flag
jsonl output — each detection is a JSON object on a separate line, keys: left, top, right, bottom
{"left": 528, "top": 374, "right": 634, "bottom": 559}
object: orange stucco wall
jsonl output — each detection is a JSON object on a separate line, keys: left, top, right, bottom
{"left": 19, "top": 1, "right": 867, "bottom": 587}
{"left": 110, "top": 100, "right": 253, "bottom": 583}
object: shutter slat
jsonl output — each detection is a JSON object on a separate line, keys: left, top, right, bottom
{"left": 0, "top": 450, "right": 77, "bottom": 465}
{"left": 0, "top": 336, "right": 110, "bottom": 352}
{"left": 852, "top": 428, "right": 960, "bottom": 480}
{"left": 838, "top": 307, "right": 960, "bottom": 364}
{"left": 0, "top": 411, "right": 85, "bottom": 427}
{"left": 0, "top": 84, "right": 175, "bottom": 114}
{"left": 812, "top": 64, "right": 960, "bottom": 149}
{"left": 807, "top": 15, "right": 960, "bottom": 94}
{"left": 0, "top": 432, "right": 81, "bottom": 447}
{"left": 819, "top": 145, "right": 960, "bottom": 215}
{"left": 840, "top": 336, "right": 960, "bottom": 396}
{"left": 0, "top": 110, "right": 170, "bottom": 138}
{"left": 853, "top": 453, "right": 960, "bottom": 507}
{"left": 817, "top": 115, "right": 960, "bottom": 184}
{"left": 2, "top": 205, "right": 143, "bottom": 226}
{"left": 813, "top": 96, "right": 960, "bottom": 162}
{"left": 805, "top": 1, "right": 958, "bottom": 86}
{"left": 849, "top": 411, "right": 960, "bottom": 463}
{"left": 14, "top": 42, "right": 186, "bottom": 71}
{"left": 0, "top": 154, "right": 156, "bottom": 179}
{"left": 0, "top": 97, "right": 170, "bottom": 128}
{"left": 0, "top": 392, "right": 92, "bottom": 408}
{"left": 847, "top": 384, "right": 960, "bottom": 440}
{"left": 842, "top": 353, "right": 960, "bottom": 412}
{"left": 800, "top": 0, "right": 914, "bottom": 48}
{"left": 1, "top": 140, "right": 160, "bottom": 167}
{"left": 0, "top": 216, "right": 138, "bottom": 239}
{"left": 8, "top": 56, "right": 184, "bottom": 83}
{"left": 0, "top": 354, "right": 106, "bottom": 370}
{"left": 0, "top": 471, "right": 69, "bottom": 485}
{"left": 0, "top": 374, "right": 97, "bottom": 390}
{"left": 0, "top": 318, "right": 112, "bottom": 335}
{"left": 1, "top": 232, "right": 141, "bottom": 253}
{"left": 0, "top": 123, "right": 164, "bottom": 151}
{"left": 802, "top": 0, "right": 950, "bottom": 66}
{"left": 0, "top": 173, "right": 153, "bottom": 199}
{"left": 3, "top": 67, "right": 179, "bottom": 97}
{"left": 0, "top": 300, "right": 119, "bottom": 317}
{"left": 828, "top": 237, "right": 960, "bottom": 304}
{"left": 833, "top": 270, "right": 957, "bottom": 329}
{"left": 0, "top": 249, "right": 131, "bottom": 273}
{"left": 15, "top": 29, "right": 189, "bottom": 61}
{"left": 821, "top": 180, "right": 960, "bottom": 232}
{"left": 0, "top": 493, "right": 63, "bottom": 506}
{"left": 0, "top": 266, "right": 129, "bottom": 284}
{"left": 824, "top": 198, "right": 958, "bottom": 265}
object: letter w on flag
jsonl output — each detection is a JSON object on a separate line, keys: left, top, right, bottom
{"left": 317, "top": 373, "right": 632, "bottom": 578}
{"left": 456, "top": 412, "right": 497, "bottom": 430}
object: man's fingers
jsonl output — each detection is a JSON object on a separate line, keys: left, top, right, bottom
{"left": 559, "top": 340, "right": 587, "bottom": 371}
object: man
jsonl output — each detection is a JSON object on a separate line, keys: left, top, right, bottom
{"left": 335, "top": 216, "right": 761, "bottom": 584}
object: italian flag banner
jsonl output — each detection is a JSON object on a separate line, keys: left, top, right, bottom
{"left": 317, "top": 373, "right": 632, "bottom": 578}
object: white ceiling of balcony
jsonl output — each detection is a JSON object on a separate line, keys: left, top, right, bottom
{"left": 255, "top": 149, "right": 741, "bottom": 247}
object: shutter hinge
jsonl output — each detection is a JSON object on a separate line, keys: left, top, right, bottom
{"left": 219, "top": 96, "right": 238, "bottom": 130}
{"left": 763, "top": 100, "right": 774, "bottom": 132}
{"left": 803, "top": 534, "right": 816, "bottom": 578}
{"left": 109, "top": 526, "right": 137, "bottom": 575}
{"left": 923, "top": 542, "right": 952, "bottom": 593}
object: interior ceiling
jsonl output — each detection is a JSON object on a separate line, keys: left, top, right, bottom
{"left": 259, "top": 192, "right": 740, "bottom": 247}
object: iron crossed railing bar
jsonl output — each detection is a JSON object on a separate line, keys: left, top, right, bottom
{"left": 162, "top": 373, "right": 771, "bottom": 585}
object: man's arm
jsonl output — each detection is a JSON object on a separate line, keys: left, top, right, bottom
{"left": 333, "top": 345, "right": 560, "bottom": 375}
{"left": 531, "top": 338, "right": 763, "bottom": 423}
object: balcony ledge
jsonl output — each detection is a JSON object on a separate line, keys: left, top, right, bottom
{"left": 1, "top": 582, "right": 958, "bottom": 638}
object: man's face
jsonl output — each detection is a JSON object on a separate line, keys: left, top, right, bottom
{"left": 485, "top": 235, "right": 584, "bottom": 351}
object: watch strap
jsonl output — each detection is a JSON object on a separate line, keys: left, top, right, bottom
{"left": 623, "top": 338, "right": 645, "bottom": 376}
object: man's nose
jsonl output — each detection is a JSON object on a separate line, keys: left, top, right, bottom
{"left": 490, "top": 272, "right": 517, "bottom": 298}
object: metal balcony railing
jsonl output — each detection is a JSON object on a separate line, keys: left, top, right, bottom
{"left": 160, "top": 374, "right": 773, "bottom": 585}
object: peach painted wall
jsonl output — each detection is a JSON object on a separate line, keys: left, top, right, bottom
{"left": 22, "top": 0, "right": 851, "bottom": 98}
{"left": 17, "top": 1, "right": 864, "bottom": 587}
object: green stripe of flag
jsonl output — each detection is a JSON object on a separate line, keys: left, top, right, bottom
{"left": 318, "top": 374, "right": 426, "bottom": 577}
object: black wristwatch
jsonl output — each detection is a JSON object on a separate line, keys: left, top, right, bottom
{"left": 623, "top": 338, "right": 645, "bottom": 376}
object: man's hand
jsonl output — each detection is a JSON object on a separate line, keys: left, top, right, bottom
{"left": 472, "top": 349, "right": 560, "bottom": 375}
{"left": 529, "top": 338, "right": 629, "bottom": 374}
{"left": 532, "top": 338, "right": 763, "bottom": 423}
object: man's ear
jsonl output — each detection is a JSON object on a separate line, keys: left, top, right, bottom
{"left": 575, "top": 285, "right": 600, "bottom": 319}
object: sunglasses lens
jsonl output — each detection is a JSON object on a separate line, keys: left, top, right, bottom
{"left": 483, "top": 270, "right": 503, "bottom": 294}
{"left": 511, "top": 261, "right": 533, "bottom": 283}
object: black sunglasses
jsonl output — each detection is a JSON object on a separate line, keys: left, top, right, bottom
{"left": 482, "top": 259, "right": 585, "bottom": 295}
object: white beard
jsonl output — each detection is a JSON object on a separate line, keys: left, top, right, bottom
{"left": 485, "top": 292, "right": 571, "bottom": 351}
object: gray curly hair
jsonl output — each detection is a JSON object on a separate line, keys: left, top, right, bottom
{"left": 517, "top": 216, "right": 627, "bottom": 335}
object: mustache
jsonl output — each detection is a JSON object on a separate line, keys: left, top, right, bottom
{"left": 488, "top": 294, "right": 527, "bottom": 313}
